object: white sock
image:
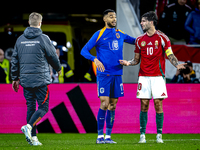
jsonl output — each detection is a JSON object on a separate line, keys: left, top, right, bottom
{"left": 105, "top": 135, "right": 111, "bottom": 139}
{"left": 98, "top": 135, "right": 104, "bottom": 139}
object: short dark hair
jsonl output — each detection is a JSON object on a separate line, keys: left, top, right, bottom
{"left": 103, "top": 9, "right": 115, "bottom": 17}
{"left": 142, "top": 11, "right": 158, "bottom": 26}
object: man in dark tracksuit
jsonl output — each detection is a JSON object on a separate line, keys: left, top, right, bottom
{"left": 11, "top": 12, "right": 61, "bottom": 146}
{"left": 158, "top": 0, "right": 191, "bottom": 44}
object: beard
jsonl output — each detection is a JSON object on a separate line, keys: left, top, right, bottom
{"left": 107, "top": 22, "right": 116, "bottom": 28}
{"left": 143, "top": 28, "right": 147, "bottom": 32}
{"left": 143, "top": 26, "right": 150, "bottom": 32}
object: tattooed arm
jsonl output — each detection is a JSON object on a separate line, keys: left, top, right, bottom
{"left": 119, "top": 53, "right": 140, "bottom": 66}
{"left": 128, "top": 53, "right": 141, "bottom": 66}
{"left": 168, "top": 54, "right": 179, "bottom": 67}
{"left": 167, "top": 54, "right": 186, "bottom": 70}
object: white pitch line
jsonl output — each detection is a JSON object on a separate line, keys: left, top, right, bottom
{"left": 149, "top": 139, "right": 200, "bottom": 142}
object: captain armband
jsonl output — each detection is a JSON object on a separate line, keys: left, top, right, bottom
{"left": 165, "top": 48, "right": 173, "bottom": 57}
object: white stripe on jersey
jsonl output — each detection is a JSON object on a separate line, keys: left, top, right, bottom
{"left": 185, "top": 4, "right": 192, "bottom": 10}
{"left": 136, "top": 38, "right": 141, "bottom": 49}
{"left": 157, "top": 31, "right": 172, "bottom": 51}
{"left": 157, "top": 31, "right": 170, "bottom": 42}
{"left": 167, "top": 3, "right": 175, "bottom": 8}
{"left": 160, "top": 36, "right": 165, "bottom": 48}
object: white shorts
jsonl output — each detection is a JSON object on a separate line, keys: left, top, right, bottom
{"left": 136, "top": 76, "right": 168, "bottom": 99}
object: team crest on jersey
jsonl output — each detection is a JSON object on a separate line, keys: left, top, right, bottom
{"left": 141, "top": 41, "right": 146, "bottom": 47}
{"left": 155, "top": 40, "right": 158, "bottom": 49}
{"left": 116, "top": 33, "right": 120, "bottom": 39}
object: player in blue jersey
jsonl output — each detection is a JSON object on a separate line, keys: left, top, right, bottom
{"left": 81, "top": 9, "right": 136, "bottom": 144}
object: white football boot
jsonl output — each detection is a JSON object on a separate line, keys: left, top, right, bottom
{"left": 138, "top": 134, "right": 146, "bottom": 143}
{"left": 32, "top": 136, "right": 43, "bottom": 146}
{"left": 156, "top": 134, "right": 164, "bottom": 143}
{"left": 21, "top": 124, "right": 33, "bottom": 145}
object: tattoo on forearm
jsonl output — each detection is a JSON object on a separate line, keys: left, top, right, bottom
{"left": 127, "top": 53, "right": 140, "bottom": 66}
{"left": 128, "top": 58, "right": 140, "bottom": 66}
{"left": 168, "top": 54, "right": 179, "bottom": 67}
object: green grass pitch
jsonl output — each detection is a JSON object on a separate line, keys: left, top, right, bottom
{"left": 0, "top": 134, "right": 200, "bottom": 150}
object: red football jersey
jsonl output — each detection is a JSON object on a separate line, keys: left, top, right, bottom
{"left": 135, "top": 31, "right": 171, "bottom": 76}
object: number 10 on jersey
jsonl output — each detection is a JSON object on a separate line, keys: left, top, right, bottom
{"left": 147, "top": 47, "right": 153, "bottom": 55}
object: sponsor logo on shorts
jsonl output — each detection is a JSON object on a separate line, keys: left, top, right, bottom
{"left": 138, "top": 83, "right": 142, "bottom": 91}
{"left": 161, "top": 93, "right": 166, "bottom": 96}
{"left": 120, "top": 83, "right": 123, "bottom": 94}
{"left": 100, "top": 88, "right": 104, "bottom": 94}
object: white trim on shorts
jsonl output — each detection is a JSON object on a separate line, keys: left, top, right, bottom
{"left": 136, "top": 76, "right": 168, "bottom": 99}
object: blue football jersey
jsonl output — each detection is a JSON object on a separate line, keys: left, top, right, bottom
{"left": 80, "top": 27, "right": 135, "bottom": 75}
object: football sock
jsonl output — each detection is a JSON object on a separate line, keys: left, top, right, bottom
{"left": 106, "top": 110, "right": 115, "bottom": 138}
{"left": 97, "top": 108, "right": 106, "bottom": 137}
{"left": 28, "top": 109, "right": 46, "bottom": 128}
{"left": 140, "top": 111, "right": 147, "bottom": 134}
{"left": 26, "top": 110, "right": 36, "bottom": 136}
{"left": 32, "top": 125, "right": 37, "bottom": 136}
{"left": 156, "top": 112, "right": 164, "bottom": 134}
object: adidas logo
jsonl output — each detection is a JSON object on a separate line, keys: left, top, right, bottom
{"left": 161, "top": 93, "right": 166, "bottom": 96}
{"left": 147, "top": 42, "right": 153, "bottom": 45}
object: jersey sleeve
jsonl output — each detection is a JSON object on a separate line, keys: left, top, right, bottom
{"left": 124, "top": 34, "right": 136, "bottom": 44}
{"left": 11, "top": 43, "right": 19, "bottom": 81}
{"left": 134, "top": 37, "right": 140, "bottom": 53}
{"left": 80, "top": 31, "right": 99, "bottom": 62}
{"left": 118, "top": 29, "right": 135, "bottom": 44}
{"left": 160, "top": 33, "right": 173, "bottom": 56}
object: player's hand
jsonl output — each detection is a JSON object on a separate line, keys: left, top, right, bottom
{"left": 94, "top": 58, "right": 105, "bottom": 72}
{"left": 119, "top": 60, "right": 131, "bottom": 66}
{"left": 57, "top": 70, "right": 61, "bottom": 76}
{"left": 177, "top": 63, "right": 187, "bottom": 70}
{"left": 12, "top": 80, "right": 19, "bottom": 92}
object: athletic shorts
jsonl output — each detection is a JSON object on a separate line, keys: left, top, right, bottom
{"left": 136, "top": 76, "right": 168, "bottom": 99}
{"left": 97, "top": 74, "right": 124, "bottom": 98}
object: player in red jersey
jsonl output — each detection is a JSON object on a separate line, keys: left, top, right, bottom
{"left": 119, "top": 11, "right": 186, "bottom": 143}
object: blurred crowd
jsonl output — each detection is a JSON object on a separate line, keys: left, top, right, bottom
{"left": 1, "top": 0, "right": 200, "bottom": 83}
{"left": 156, "top": 0, "right": 200, "bottom": 83}
{"left": 171, "top": 60, "right": 199, "bottom": 83}
{"left": 132, "top": 0, "right": 200, "bottom": 44}
{"left": 157, "top": 0, "right": 200, "bottom": 44}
